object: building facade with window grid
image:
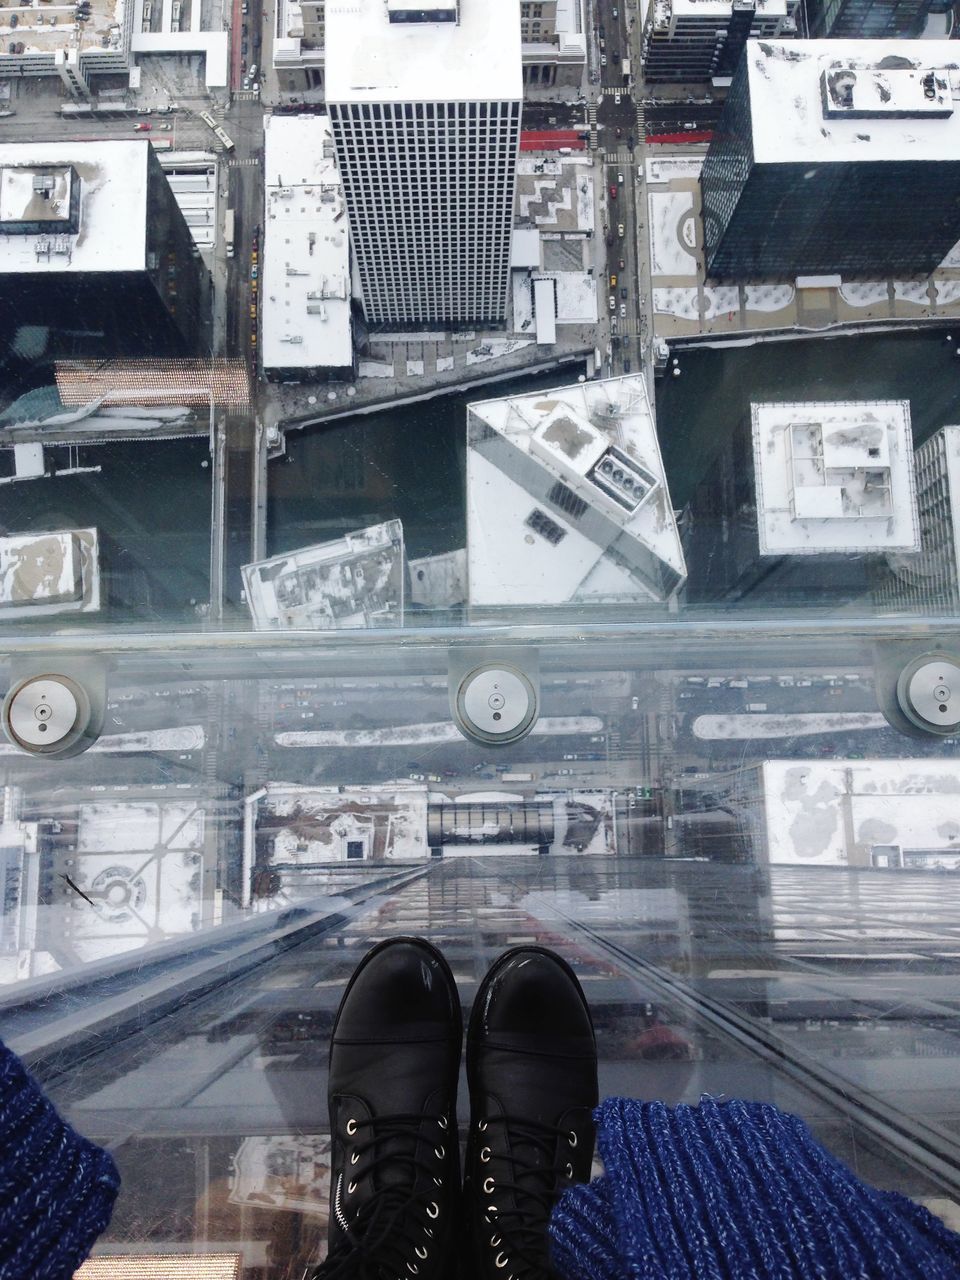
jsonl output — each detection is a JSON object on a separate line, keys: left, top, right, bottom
{"left": 641, "top": 0, "right": 798, "bottom": 85}
{"left": 875, "top": 427, "right": 960, "bottom": 615}
{"left": 806, "top": 0, "right": 932, "bottom": 37}
{"left": 326, "top": 0, "right": 521, "bottom": 329}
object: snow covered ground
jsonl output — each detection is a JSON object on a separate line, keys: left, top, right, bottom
{"left": 692, "top": 712, "right": 888, "bottom": 739}
{"left": 702, "top": 286, "right": 740, "bottom": 320}
{"left": 358, "top": 360, "right": 394, "bottom": 378}
{"left": 893, "top": 281, "right": 931, "bottom": 306}
{"left": 646, "top": 157, "right": 703, "bottom": 184}
{"left": 839, "top": 282, "right": 890, "bottom": 308}
{"left": 648, "top": 192, "right": 697, "bottom": 278}
{"left": 652, "top": 287, "right": 699, "bottom": 321}
{"left": 276, "top": 714, "right": 604, "bottom": 748}
{"left": 744, "top": 284, "right": 795, "bottom": 313}
{"left": 466, "top": 339, "right": 534, "bottom": 365}
{"left": 934, "top": 280, "right": 960, "bottom": 307}
{"left": 406, "top": 359, "right": 424, "bottom": 376}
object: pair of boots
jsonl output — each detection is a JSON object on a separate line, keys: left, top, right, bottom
{"left": 313, "top": 937, "right": 599, "bottom": 1280}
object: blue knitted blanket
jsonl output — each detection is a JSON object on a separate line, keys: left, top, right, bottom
{"left": 549, "top": 1096, "right": 960, "bottom": 1279}
{"left": 0, "top": 1039, "right": 120, "bottom": 1280}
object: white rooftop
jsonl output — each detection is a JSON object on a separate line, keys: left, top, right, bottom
{"left": 242, "top": 521, "right": 405, "bottom": 631}
{"left": 262, "top": 115, "right": 352, "bottom": 373}
{"left": 0, "top": 141, "right": 149, "bottom": 275}
{"left": 0, "top": 529, "right": 100, "bottom": 618}
{"left": 745, "top": 40, "right": 960, "bottom": 165}
{"left": 751, "top": 400, "right": 919, "bottom": 555}
{"left": 467, "top": 375, "right": 686, "bottom": 606}
{"left": 325, "top": 0, "right": 521, "bottom": 103}
{"left": 761, "top": 759, "right": 960, "bottom": 868}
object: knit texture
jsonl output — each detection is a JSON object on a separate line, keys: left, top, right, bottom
{"left": 549, "top": 1096, "right": 960, "bottom": 1280}
{"left": 0, "top": 1038, "right": 120, "bottom": 1280}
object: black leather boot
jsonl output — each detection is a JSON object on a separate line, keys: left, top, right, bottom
{"left": 463, "top": 947, "right": 598, "bottom": 1280}
{"left": 313, "top": 937, "right": 462, "bottom": 1279}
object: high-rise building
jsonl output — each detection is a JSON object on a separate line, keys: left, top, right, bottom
{"left": 641, "top": 0, "right": 797, "bottom": 84}
{"left": 0, "top": 141, "right": 210, "bottom": 356}
{"left": 326, "top": 0, "right": 522, "bottom": 328}
{"left": 520, "top": 0, "right": 586, "bottom": 88}
{"left": 466, "top": 375, "right": 686, "bottom": 611}
{"left": 806, "top": 0, "right": 931, "bottom": 37}
{"left": 875, "top": 426, "right": 960, "bottom": 614}
{"left": 683, "top": 400, "right": 920, "bottom": 602}
{"left": 700, "top": 41, "right": 960, "bottom": 280}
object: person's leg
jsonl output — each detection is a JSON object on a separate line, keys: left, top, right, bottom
{"left": 463, "top": 947, "right": 599, "bottom": 1280}
{"left": 311, "top": 936, "right": 462, "bottom": 1279}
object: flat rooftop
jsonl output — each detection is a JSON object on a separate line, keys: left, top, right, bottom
{"left": 745, "top": 40, "right": 960, "bottom": 165}
{"left": 325, "top": 0, "right": 521, "bottom": 103}
{"left": 0, "top": 141, "right": 149, "bottom": 274}
{"left": 751, "top": 400, "right": 919, "bottom": 555}
{"left": 761, "top": 760, "right": 960, "bottom": 868}
{"left": 262, "top": 115, "right": 352, "bottom": 373}
{"left": 0, "top": 0, "right": 124, "bottom": 58}
{"left": 467, "top": 375, "right": 686, "bottom": 606}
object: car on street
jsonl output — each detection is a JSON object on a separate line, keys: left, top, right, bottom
{"left": 609, "top": 184, "right": 617, "bottom": 198}
{"left": 618, "top": 257, "right": 625, "bottom": 269}
{"left": 623, "top": 357, "right": 631, "bottom": 372}
{"left": 627, "top": 134, "right": 635, "bottom": 148}
{"left": 609, "top": 295, "right": 616, "bottom": 310}
{"left": 8, "top": 14, "right": 17, "bottom": 27}
{"left": 248, "top": 63, "right": 257, "bottom": 77}
{"left": 620, "top": 286, "right": 627, "bottom": 299}
{"left": 617, "top": 171, "right": 624, "bottom": 184}
{"left": 251, "top": 263, "right": 258, "bottom": 278}
{"left": 249, "top": 302, "right": 257, "bottom": 318}
{"left": 612, "top": 5, "right": 618, "bottom": 14}
{"left": 134, "top": 122, "right": 152, "bottom": 131}
{"left": 609, "top": 273, "right": 617, "bottom": 287}
{"left": 617, "top": 222, "right": 624, "bottom": 236}
{"left": 598, "top": 22, "right": 604, "bottom": 36}
{"left": 409, "top": 773, "right": 425, "bottom": 781}
{"left": 620, "top": 302, "right": 626, "bottom": 317}
{"left": 614, "top": 93, "right": 621, "bottom": 105}
{"left": 600, "top": 53, "right": 606, "bottom": 65}
{"left": 159, "top": 123, "right": 172, "bottom": 130}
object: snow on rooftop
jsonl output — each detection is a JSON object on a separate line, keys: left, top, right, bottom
{"left": 761, "top": 759, "right": 960, "bottom": 868}
{"left": 467, "top": 375, "right": 686, "bottom": 607}
{"left": 751, "top": 400, "right": 919, "bottom": 555}
{"left": 746, "top": 40, "right": 960, "bottom": 165}
{"left": 0, "top": 528, "right": 100, "bottom": 619}
{"left": 325, "top": 0, "right": 521, "bottom": 103}
{"left": 263, "top": 115, "right": 353, "bottom": 373}
{"left": 0, "top": 141, "right": 149, "bottom": 274}
{"left": 242, "top": 521, "right": 405, "bottom": 631}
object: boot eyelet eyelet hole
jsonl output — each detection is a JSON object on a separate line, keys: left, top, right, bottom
{"left": 433, "top": 1175, "right": 442, "bottom": 1187}
{"left": 427, "top": 1202, "right": 439, "bottom": 1219}
{"left": 568, "top": 1131, "right": 578, "bottom": 1148}
{"left": 415, "top": 1246, "right": 428, "bottom": 1260}
{"left": 486, "top": 1204, "right": 498, "bottom": 1217}
{"left": 346, "top": 1118, "right": 358, "bottom": 1136}
{"left": 480, "top": 1146, "right": 491, "bottom": 1163}
{"left": 490, "top": 1235, "right": 501, "bottom": 1248}
{"left": 483, "top": 1176, "right": 495, "bottom": 1194}
{"left": 350, "top": 1151, "right": 359, "bottom": 1165}
{"left": 478, "top": 1119, "right": 488, "bottom": 1132}
{"left": 407, "top": 1265, "right": 419, "bottom": 1275}
{"left": 437, "top": 1115, "right": 448, "bottom": 1130}
{"left": 434, "top": 1144, "right": 445, "bottom": 1159}
{"left": 424, "top": 1227, "right": 434, "bottom": 1239}
{"left": 565, "top": 1162, "right": 573, "bottom": 1178}
{"left": 347, "top": 1181, "right": 357, "bottom": 1194}
{"left": 495, "top": 1251, "right": 509, "bottom": 1269}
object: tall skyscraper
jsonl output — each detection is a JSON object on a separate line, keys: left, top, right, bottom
{"left": 325, "top": 0, "right": 522, "bottom": 329}
{"left": 700, "top": 41, "right": 960, "bottom": 280}
{"left": 641, "top": 0, "right": 797, "bottom": 85}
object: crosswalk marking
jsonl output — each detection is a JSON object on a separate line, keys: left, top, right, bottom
{"left": 587, "top": 100, "right": 598, "bottom": 151}
{"left": 228, "top": 156, "right": 260, "bottom": 167}
{"left": 604, "top": 150, "right": 636, "bottom": 163}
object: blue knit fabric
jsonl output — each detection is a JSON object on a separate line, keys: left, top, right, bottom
{"left": 549, "top": 1096, "right": 960, "bottom": 1280}
{"left": 0, "top": 1038, "right": 120, "bottom": 1280}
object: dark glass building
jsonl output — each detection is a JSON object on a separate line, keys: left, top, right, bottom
{"left": 700, "top": 40, "right": 960, "bottom": 281}
{"left": 807, "top": 0, "right": 932, "bottom": 37}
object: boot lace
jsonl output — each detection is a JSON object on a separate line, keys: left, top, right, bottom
{"left": 312, "top": 1111, "right": 448, "bottom": 1280}
{"left": 475, "top": 1114, "right": 579, "bottom": 1280}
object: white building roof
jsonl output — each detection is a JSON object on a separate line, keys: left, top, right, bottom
{"left": 325, "top": 0, "right": 521, "bottom": 103}
{"left": 745, "top": 40, "right": 960, "bottom": 165}
{"left": 467, "top": 374, "right": 686, "bottom": 606}
{"left": 761, "top": 759, "right": 960, "bottom": 868}
{"left": 262, "top": 115, "right": 352, "bottom": 373}
{"left": 242, "top": 521, "right": 405, "bottom": 630}
{"left": 0, "top": 141, "right": 149, "bottom": 274}
{"left": 532, "top": 277, "right": 557, "bottom": 345}
{"left": 751, "top": 400, "right": 919, "bottom": 555}
{"left": 0, "top": 528, "right": 100, "bottom": 618}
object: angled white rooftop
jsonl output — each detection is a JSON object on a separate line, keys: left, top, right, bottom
{"left": 262, "top": 115, "right": 352, "bottom": 374}
{"left": 0, "top": 141, "right": 149, "bottom": 275}
{"left": 751, "top": 400, "right": 919, "bottom": 555}
{"left": 467, "top": 374, "right": 686, "bottom": 607}
{"left": 325, "top": 0, "right": 521, "bottom": 103}
{"left": 745, "top": 40, "right": 960, "bottom": 165}
{"left": 761, "top": 760, "right": 960, "bottom": 869}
